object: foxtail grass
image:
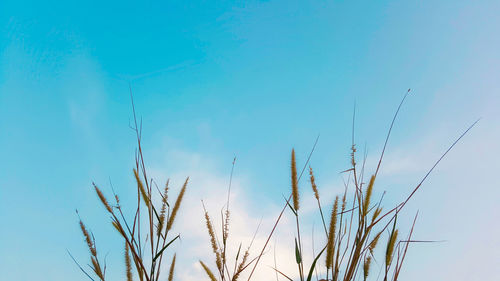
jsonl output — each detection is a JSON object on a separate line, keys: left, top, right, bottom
{"left": 254, "top": 90, "right": 478, "bottom": 281}
{"left": 199, "top": 158, "right": 262, "bottom": 281}
{"left": 70, "top": 89, "right": 477, "bottom": 281}
{"left": 70, "top": 92, "right": 186, "bottom": 281}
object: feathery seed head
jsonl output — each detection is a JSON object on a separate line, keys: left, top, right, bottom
{"left": 158, "top": 179, "right": 170, "bottom": 236}
{"left": 223, "top": 209, "right": 230, "bottom": 242}
{"left": 369, "top": 231, "right": 382, "bottom": 254}
{"left": 133, "top": 168, "right": 150, "bottom": 208}
{"left": 79, "top": 220, "right": 96, "bottom": 257}
{"left": 363, "top": 175, "right": 376, "bottom": 216}
{"left": 93, "top": 183, "right": 113, "bottom": 213}
{"left": 124, "top": 242, "right": 132, "bottom": 281}
{"left": 372, "top": 207, "right": 383, "bottom": 222}
{"left": 168, "top": 254, "right": 176, "bottom": 281}
{"left": 291, "top": 149, "right": 299, "bottom": 211}
{"left": 386, "top": 229, "right": 399, "bottom": 267}
{"left": 233, "top": 249, "right": 250, "bottom": 281}
{"left": 200, "top": 261, "right": 217, "bottom": 281}
{"left": 204, "top": 210, "right": 222, "bottom": 272}
{"left": 326, "top": 196, "right": 339, "bottom": 269}
{"left": 309, "top": 166, "right": 320, "bottom": 200}
{"left": 351, "top": 144, "right": 357, "bottom": 167}
{"left": 363, "top": 256, "right": 372, "bottom": 281}
{"left": 341, "top": 192, "right": 347, "bottom": 211}
{"left": 166, "top": 177, "right": 188, "bottom": 231}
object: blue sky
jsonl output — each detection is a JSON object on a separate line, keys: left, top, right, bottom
{"left": 1, "top": 1, "right": 499, "bottom": 280}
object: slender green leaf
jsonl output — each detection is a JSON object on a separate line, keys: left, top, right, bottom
{"left": 153, "top": 234, "right": 180, "bottom": 262}
{"left": 283, "top": 195, "right": 298, "bottom": 216}
{"left": 295, "top": 238, "right": 302, "bottom": 264}
{"left": 306, "top": 246, "right": 326, "bottom": 281}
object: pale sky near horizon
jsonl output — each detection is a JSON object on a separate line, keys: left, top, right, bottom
{"left": 1, "top": 1, "right": 499, "bottom": 281}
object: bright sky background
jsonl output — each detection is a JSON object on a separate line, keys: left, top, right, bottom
{"left": 1, "top": 1, "right": 499, "bottom": 281}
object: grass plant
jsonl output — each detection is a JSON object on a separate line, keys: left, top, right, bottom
{"left": 70, "top": 93, "right": 187, "bottom": 281}
{"left": 198, "top": 158, "right": 264, "bottom": 281}
{"left": 72, "top": 90, "right": 477, "bottom": 281}
{"left": 252, "top": 89, "right": 479, "bottom": 281}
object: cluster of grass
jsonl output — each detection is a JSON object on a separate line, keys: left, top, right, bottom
{"left": 198, "top": 90, "right": 477, "bottom": 281}
{"left": 72, "top": 90, "right": 477, "bottom": 281}
{"left": 70, "top": 98, "right": 187, "bottom": 281}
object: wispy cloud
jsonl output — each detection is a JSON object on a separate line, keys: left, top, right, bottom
{"left": 145, "top": 146, "right": 342, "bottom": 281}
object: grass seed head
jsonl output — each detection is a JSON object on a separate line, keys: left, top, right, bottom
{"left": 291, "top": 149, "right": 300, "bottom": 211}
{"left": 363, "top": 175, "right": 376, "bottom": 216}
{"left": 93, "top": 183, "right": 113, "bottom": 213}
{"left": 386, "top": 229, "right": 399, "bottom": 267}
{"left": 133, "top": 168, "right": 150, "bottom": 208}
{"left": 168, "top": 254, "right": 176, "bottom": 281}
{"left": 204, "top": 210, "right": 222, "bottom": 272}
{"left": 200, "top": 260, "right": 218, "bottom": 281}
{"left": 79, "top": 220, "right": 96, "bottom": 257}
{"left": 326, "top": 196, "right": 339, "bottom": 269}
{"left": 363, "top": 256, "right": 372, "bottom": 281}
{"left": 166, "top": 177, "right": 188, "bottom": 231}
{"left": 309, "top": 166, "right": 320, "bottom": 200}
{"left": 125, "top": 242, "right": 132, "bottom": 281}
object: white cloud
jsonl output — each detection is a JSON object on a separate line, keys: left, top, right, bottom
{"left": 145, "top": 147, "right": 340, "bottom": 281}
